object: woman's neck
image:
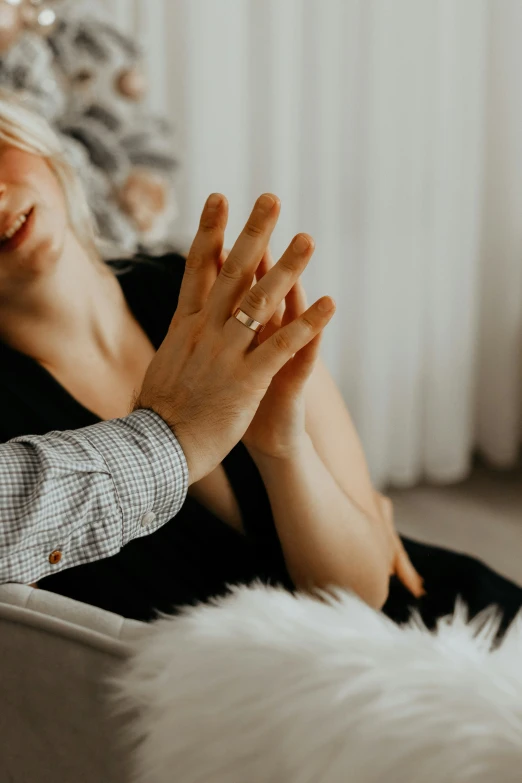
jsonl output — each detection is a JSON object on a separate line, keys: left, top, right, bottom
{"left": 0, "top": 232, "right": 127, "bottom": 366}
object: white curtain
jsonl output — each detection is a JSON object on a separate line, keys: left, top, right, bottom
{"left": 101, "top": 0, "right": 522, "bottom": 488}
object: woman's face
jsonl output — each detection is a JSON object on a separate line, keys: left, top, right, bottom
{"left": 0, "top": 143, "right": 69, "bottom": 296}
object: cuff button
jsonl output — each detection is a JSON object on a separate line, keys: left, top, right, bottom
{"left": 141, "top": 511, "right": 156, "bottom": 528}
{"left": 49, "top": 550, "right": 62, "bottom": 565}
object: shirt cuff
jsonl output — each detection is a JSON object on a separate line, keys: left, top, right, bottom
{"left": 81, "top": 409, "right": 188, "bottom": 546}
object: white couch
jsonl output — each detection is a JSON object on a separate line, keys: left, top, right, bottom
{"left": 0, "top": 584, "right": 146, "bottom": 783}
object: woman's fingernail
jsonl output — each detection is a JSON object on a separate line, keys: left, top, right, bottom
{"left": 318, "top": 296, "right": 334, "bottom": 313}
{"left": 293, "top": 234, "right": 310, "bottom": 254}
{"left": 207, "top": 194, "right": 222, "bottom": 210}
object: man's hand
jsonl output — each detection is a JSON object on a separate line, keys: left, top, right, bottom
{"left": 136, "top": 193, "right": 335, "bottom": 484}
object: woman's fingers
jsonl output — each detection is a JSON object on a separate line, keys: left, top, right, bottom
{"left": 256, "top": 247, "right": 286, "bottom": 329}
{"left": 282, "top": 333, "right": 323, "bottom": 388}
{"left": 375, "top": 492, "right": 426, "bottom": 599}
{"left": 208, "top": 194, "right": 281, "bottom": 323}
{"left": 283, "top": 278, "right": 308, "bottom": 325}
{"left": 255, "top": 247, "right": 274, "bottom": 282}
{"left": 177, "top": 194, "right": 228, "bottom": 316}
{"left": 219, "top": 248, "right": 230, "bottom": 270}
{"left": 225, "top": 233, "right": 315, "bottom": 346}
{"left": 394, "top": 539, "right": 426, "bottom": 598}
{"left": 248, "top": 296, "right": 335, "bottom": 379}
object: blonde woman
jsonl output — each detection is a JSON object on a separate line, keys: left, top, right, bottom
{"left": 0, "top": 90, "right": 519, "bottom": 637}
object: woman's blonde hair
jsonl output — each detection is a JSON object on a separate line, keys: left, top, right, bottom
{"left": 0, "top": 89, "right": 99, "bottom": 258}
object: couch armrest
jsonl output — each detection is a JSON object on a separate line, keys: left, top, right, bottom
{"left": 0, "top": 585, "right": 148, "bottom": 783}
{"left": 0, "top": 583, "right": 146, "bottom": 641}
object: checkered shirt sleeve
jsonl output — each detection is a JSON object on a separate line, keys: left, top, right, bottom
{"left": 0, "top": 409, "right": 188, "bottom": 584}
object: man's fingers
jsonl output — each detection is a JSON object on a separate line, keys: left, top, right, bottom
{"left": 177, "top": 194, "right": 228, "bottom": 315}
{"left": 248, "top": 296, "right": 335, "bottom": 377}
{"left": 208, "top": 194, "right": 281, "bottom": 322}
{"left": 225, "top": 233, "right": 315, "bottom": 346}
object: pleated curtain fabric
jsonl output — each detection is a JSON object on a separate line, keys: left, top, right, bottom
{"left": 101, "top": 0, "right": 522, "bottom": 489}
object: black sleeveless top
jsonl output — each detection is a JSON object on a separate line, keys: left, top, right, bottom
{"left": 0, "top": 253, "right": 290, "bottom": 620}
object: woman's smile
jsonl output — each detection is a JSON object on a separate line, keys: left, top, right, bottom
{"left": 0, "top": 205, "right": 34, "bottom": 254}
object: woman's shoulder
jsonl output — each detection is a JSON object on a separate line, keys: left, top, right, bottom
{"left": 107, "top": 251, "right": 187, "bottom": 348}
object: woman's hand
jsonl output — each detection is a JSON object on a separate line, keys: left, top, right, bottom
{"left": 239, "top": 249, "right": 394, "bottom": 606}
{"left": 374, "top": 492, "right": 425, "bottom": 599}
{"left": 240, "top": 243, "right": 424, "bottom": 600}
{"left": 243, "top": 247, "right": 328, "bottom": 460}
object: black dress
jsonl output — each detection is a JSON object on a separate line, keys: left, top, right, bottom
{"left": 1, "top": 253, "right": 521, "bottom": 637}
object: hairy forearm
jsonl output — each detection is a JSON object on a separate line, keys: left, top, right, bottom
{"left": 250, "top": 436, "right": 390, "bottom": 609}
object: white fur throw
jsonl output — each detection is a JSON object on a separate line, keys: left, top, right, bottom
{"left": 116, "top": 584, "right": 522, "bottom": 783}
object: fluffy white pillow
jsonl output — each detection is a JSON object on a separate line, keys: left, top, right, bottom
{"left": 116, "top": 584, "right": 522, "bottom": 783}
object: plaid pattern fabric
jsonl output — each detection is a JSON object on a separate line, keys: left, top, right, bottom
{"left": 0, "top": 410, "right": 188, "bottom": 584}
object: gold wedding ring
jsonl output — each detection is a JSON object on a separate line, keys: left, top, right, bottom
{"left": 233, "top": 308, "right": 265, "bottom": 334}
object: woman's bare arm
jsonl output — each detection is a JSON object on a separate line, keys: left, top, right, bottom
{"left": 254, "top": 249, "right": 380, "bottom": 522}
{"left": 251, "top": 435, "right": 390, "bottom": 609}
{"left": 242, "top": 272, "right": 392, "bottom": 610}
{"left": 305, "top": 357, "right": 380, "bottom": 520}
{"left": 303, "top": 357, "right": 424, "bottom": 598}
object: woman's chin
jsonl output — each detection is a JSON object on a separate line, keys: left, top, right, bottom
{"left": 5, "top": 242, "right": 62, "bottom": 287}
